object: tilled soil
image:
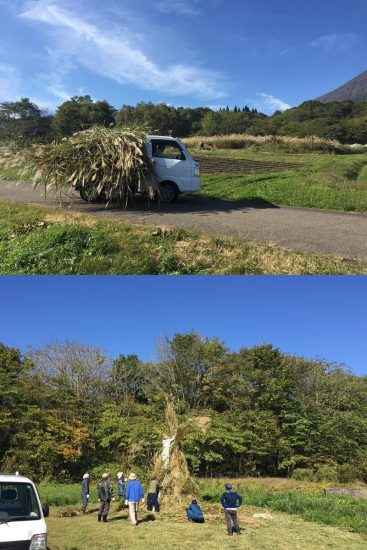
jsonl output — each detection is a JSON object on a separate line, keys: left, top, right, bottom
{"left": 197, "top": 156, "right": 302, "bottom": 174}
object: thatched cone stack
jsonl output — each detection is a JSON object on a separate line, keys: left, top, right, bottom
{"left": 151, "top": 401, "right": 197, "bottom": 505}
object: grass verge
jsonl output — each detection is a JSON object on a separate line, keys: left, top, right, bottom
{"left": 1, "top": 201, "right": 367, "bottom": 274}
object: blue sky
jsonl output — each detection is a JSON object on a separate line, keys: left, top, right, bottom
{"left": 0, "top": 276, "right": 366, "bottom": 376}
{"left": 0, "top": 0, "right": 366, "bottom": 114}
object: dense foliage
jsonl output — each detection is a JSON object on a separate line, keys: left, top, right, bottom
{"left": 2, "top": 96, "right": 367, "bottom": 145}
{"left": 1, "top": 335, "right": 366, "bottom": 483}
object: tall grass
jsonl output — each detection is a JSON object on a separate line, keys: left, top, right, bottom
{"left": 199, "top": 484, "right": 367, "bottom": 534}
{"left": 185, "top": 134, "right": 350, "bottom": 154}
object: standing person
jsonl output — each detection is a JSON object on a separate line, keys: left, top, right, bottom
{"left": 97, "top": 473, "right": 114, "bottom": 523}
{"left": 146, "top": 476, "right": 160, "bottom": 513}
{"left": 220, "top": 482, "right": 243, "bottom": 536}
{"left": 162, "top": 434, "right": 175, "bottom": 469}
{"left": 125, "top": 473, "right": 144, "bottom": 526}
{"left": 81, "top": 473, "right": 89, "bottom": 514}
{"left": 186, "top": 500, "right": 205, "bottom": 523}
{"left": 117, "top": 472, "right": 126, "bottom": 500}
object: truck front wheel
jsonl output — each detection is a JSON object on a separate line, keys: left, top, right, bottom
{"left": 159, "top": 182, "right": 179, "bottom": 203}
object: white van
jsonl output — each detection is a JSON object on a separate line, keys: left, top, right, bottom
{"left": 77, "top": 135, "right": 201, "bottom": 204}
{"left": 0, "top": 474, "right": 48, "bottom": 550}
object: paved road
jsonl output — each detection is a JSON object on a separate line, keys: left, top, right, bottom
{"left": 1, "top": 180, "right": 367, "bottom": 259}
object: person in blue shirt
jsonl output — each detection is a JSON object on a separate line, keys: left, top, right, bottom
{"left": 125, "top": 473, "right": 144, "bottom": 526}
{"left": 220, "top": 483, "right": 243, "bottom": 536}
{"left": 186, "top": 500, "right": 205, "bottom": 523}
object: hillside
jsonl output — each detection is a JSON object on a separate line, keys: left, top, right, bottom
{"left": 317, "top": 70, "right": 367, "bottom": 103}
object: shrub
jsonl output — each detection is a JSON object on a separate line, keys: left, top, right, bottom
{"left": 338, "top": 464, "right": 358, "bottom": 483}
{"left": 292, "top": 468, "right": 314, "bottom": 481}
{"left": 313, "top": 464, "right": 338, "bottom": 483}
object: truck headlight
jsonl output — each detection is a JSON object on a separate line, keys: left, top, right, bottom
{"left": 194, "top": 163, "right": 200, "bottom": 176}
{"left": 30, "top": 534, "right": 47, "bottom": 550}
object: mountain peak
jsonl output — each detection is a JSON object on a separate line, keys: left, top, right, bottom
{"left": 316, "top": 70, "right": 367, "bottom": 103}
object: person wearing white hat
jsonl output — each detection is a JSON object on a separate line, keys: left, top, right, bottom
{"left": 97, "top": 473, "right": 114, "bottom": 522}
{"left": 117, "top": 472, "right": 126, "bottom": 500}
{"left": 81, "top": 473, "right": 89, "bottom": 514}
{"left": 125, "top": 473, "right": 144, "bottom": 526}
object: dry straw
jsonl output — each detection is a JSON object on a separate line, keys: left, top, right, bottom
{"left": 185, "top": 133, "right": 348, "bottom": 153}
{"left": 23, "top": 126, "right": 159, "bottom": 207}
{"left": 151, "top": 401, "right": 197, "bottom": 504}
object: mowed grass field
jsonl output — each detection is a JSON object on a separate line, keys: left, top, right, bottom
{"left": 1, "top": 201, "right": 367, "bottom": 274}
{"left": 40, "top": 478, "right": 367, "bottom": 550}
{"left": 196, "top": 149, "right": 367, "bottom": 212}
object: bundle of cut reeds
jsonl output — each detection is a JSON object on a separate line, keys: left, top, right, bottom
{"left": 25, "top": 126, "right": 159, "bottom": 207}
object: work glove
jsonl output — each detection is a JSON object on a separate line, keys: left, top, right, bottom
{"left": 141, "top": 498, "right": 145, "bottom": 503}
{"left": 87, "top": 494, "right": 89, "bottom": 499}
{"left": 98, "top": 498, "right": 100, "bottom": 502}
{"left": 125, "top": 500, "right": 128, "bottom": 506}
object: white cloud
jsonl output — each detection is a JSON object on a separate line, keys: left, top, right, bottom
{"left": 19, "top": 1, "right": 225, "bottom": 100}
{"left": 310, "top": 33, "right": 358, "bottom": 52}
{"left": 256, "top": 93, "right": 291, "bottom": 113}
{"left": 0, "top": 63, "right": 21, "bottom": 101}
{"left": 155, "top": 0, "right": 201, "bottom": 16}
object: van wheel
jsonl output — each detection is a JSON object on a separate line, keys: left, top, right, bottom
{"left": 159, "top": 182, "right": 179, "bottom": 203}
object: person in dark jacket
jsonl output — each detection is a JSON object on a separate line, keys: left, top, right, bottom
{"left": 81, "top": 473, "right": 89, "bottom": 514}
{"left": 220, "top": 483, "right": 242, "bottom": 535}
{"left": 97, "top": 473, "right": 114, "bottom": 522}
{"left": 125, "top": 473, "right": 144, "bottom": 525}
{"left": 146, "top": 476, "right": 160, "bottom": 512}
{"left": 186, "top": 500, "right": 204, "bottom": 523}
{"left": 117, "top": 472, "right": 126, "bottom": 500}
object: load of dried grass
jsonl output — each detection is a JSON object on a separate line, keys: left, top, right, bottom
{"left": 24, "top": 126, "right": 159, "bottom": 207}
{"left": 151, "top": 401, "right": 197, "bottom": 504}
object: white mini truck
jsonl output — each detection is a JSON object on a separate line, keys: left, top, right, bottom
{"left": 146, "top": 136, "right": 201, "bottom": 202}
{"left": 0, "top": 474, "right": 48, "bottom": 550}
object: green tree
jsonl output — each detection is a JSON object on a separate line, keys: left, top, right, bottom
{"left": 52, "top": 96, "right": 116, "bottom": 137}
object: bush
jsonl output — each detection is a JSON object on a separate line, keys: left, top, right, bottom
{"left": 313, "top": 464, "right": 338, "bottom": 483}
{"left": 292, "top": 468, "right": 314, "bottom": 481}
{"left": 338, "top": 464, "right": 358, "bottom": 483}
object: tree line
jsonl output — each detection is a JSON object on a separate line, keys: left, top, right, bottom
{"left": 1, "top": 96, "right": 367, "bottom": 146}
{"left": 1, "top": 334, "right": 366, "bottom": 483}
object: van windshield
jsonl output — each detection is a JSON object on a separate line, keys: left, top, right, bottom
{"left": 0, "top": 482, "right": 41, "bottom": 522}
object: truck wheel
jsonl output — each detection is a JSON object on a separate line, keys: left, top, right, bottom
{"left": 79, "top": 183, "right": 102, "bottom": 203}
{"left": 159, "top": 182, "right": 179, "bottom": 203}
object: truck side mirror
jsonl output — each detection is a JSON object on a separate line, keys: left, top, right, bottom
{"left": 42, "top": 504, "right": 49, "bottom": 517}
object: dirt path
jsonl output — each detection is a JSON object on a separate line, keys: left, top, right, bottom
{"left": 1, "top": 180, "right": 367, "bottom": 259}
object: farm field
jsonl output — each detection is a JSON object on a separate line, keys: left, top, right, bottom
{"left": 1, "top": 201, "right": 367, "bottom": 274}
{"left": 39, "top": 478, "right": 367, "bottom": 549}
{"left": 195, "top": 149, "right": 367, "bottom": 212}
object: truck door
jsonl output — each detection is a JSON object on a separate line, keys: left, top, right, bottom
{"left": 150, "top": 139, "right": 192, "bottom": 191}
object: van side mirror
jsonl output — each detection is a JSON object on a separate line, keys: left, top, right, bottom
{"left": 42, "top": 504, "right": 49, "bottom": 517}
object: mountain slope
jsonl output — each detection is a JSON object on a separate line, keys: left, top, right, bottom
{"left": 317, "top": 70, "right": 367, "bottom": 103}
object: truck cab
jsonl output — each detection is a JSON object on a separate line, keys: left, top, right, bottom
{"left": 0, "top": 474, "right": 48, "bottom": 550}
{"left": 146, "top": 136, "right": 201, "bottom": 202}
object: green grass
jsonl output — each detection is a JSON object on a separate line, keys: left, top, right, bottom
{"left": 45, "top": 506, "right": 367, "bottom": 550}
{"left": 39, "top": 478, "right": 367, "bottom": 549}
{"left": 198, "top": 150, "right": 367, "bottom": 211}
{"left": 200, "top": 484, "right": 367, "bottom": 535}
{"left": 1, "top": 201, "right": 367, "bottom": 274}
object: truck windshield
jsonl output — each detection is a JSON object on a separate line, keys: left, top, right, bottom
{"left": 0, "top": 482, "right": 41, "bottom": 522}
